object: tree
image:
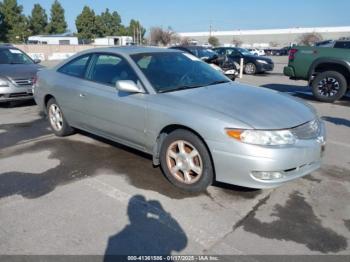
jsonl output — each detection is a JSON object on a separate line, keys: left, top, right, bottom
{"left": 75, "top": 6, "right": 96, "bottom": 42}
{"left": 127, "top": 19, "right": 146, "bottom": 43}
{"left": 180, "top": 37, "right": 191, "bottom": 46}
{"left": 29, "top": 4, "right": 48, "bottom": 35}
{"left": 208, "top": 36, "right": 219, "bottom": 47}
{"left": 0, "top": 0, "right": 29, "bottom": 43}
{"left": 149, "top": 27, "right": 175, "bottom": 46}
{"left": 0, "top": 4, "right": 6, "bottom": 42}
{"left": 269, "top": 41, "right": 278, "bottom": 47}
{"left": 95, "top": 8, "right": 122, "bottom": 37}
{"left": 298, "top": 32, "right": 323, "bottom": 46}
{"left": 47, "top": 0, "right": 67, "bottom": 34}
{"left": 232, "top": 37, "right": 242, "bottom": 47}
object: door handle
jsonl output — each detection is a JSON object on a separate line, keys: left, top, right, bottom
{"left": 79, "top": 93, "right": 86, "bottom": 98}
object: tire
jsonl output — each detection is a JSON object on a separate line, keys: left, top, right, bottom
{"left": 311, "top": 71, "right": 347, "bottom": 103}
{"left": 47, "top": 98, "right": 74, "bottom": 136}
{"left": 160, "top": 129, "right": 214, "bottom": 192}
{"left": 244, "top": 62, "right": 257, "bottom": 75}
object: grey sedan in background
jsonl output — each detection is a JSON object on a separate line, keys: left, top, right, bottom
{"left": 34, "top": 47, "right": 326, "bottom": 192}
{"left": 0, "top": 45, "right": 42, "bottom": 103}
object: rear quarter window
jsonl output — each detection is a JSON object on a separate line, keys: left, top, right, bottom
{"left": 334, "top": 41, "right": 350, "bottom": 49}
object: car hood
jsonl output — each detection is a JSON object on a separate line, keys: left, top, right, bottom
{"left": 164, "top": 82, "right": 316, "bottom": 129}
{"left": 0, "top": 64, "right": 43, "bottom": 79}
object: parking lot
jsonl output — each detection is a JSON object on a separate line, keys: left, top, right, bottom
{"left": 0, "top": 56, "right": 349, "bottom": 257}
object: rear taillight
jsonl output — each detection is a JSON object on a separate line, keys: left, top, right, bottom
{"left": 288, "top": 48, "right": 298, "bottom": 61}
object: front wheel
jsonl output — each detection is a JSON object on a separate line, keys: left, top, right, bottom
{"left": 311, "top": 71, "right": 347, "bottom": 103}
{"left": 244, "top": 62, "right": 257, "bottom": 75}
{"left": 47, "top": 98, "right": 75, "bottom": 136}
{"left": 160, "top": 130, "right": 214, "bottom": 192}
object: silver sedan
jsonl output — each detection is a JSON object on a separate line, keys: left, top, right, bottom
{"left": 34, "top": 47, "right": 326, "bottom": 192}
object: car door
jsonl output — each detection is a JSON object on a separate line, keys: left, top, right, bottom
{"left": 225, "top": 48, "right": 242, "bottom": 63}
{"left": 54, "top": 54, "right": 93, "bottom": 127}
{"left": 77, "top": 53, "right": 147, "bottom": 150}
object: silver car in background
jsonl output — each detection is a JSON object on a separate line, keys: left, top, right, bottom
{"left": 34, "top": 47, "right": 326, "bottom": 192}
{"left": 0, "top": 45, "right": 42, "bottom": 103}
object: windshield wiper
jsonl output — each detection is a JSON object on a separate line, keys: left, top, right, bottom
{"left": 158, "top": 84, "right": 204, "bottom": 93}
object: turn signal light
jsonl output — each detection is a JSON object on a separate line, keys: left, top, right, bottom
{"left": 226, "top": 129, "right": 242, "bottom": 140}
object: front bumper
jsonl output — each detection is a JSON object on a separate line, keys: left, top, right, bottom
{"left": 207, "top": 123, "right": 326, "bottom": 189}
{"left": 256, "top": 62, "right": 274, "bottom": 72}
{"left": 0, "top": 86, "right": 34, "bottom": 102}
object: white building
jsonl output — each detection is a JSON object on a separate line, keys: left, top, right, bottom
{"left": 28, "top": 34, "right": 79, "bottom": 45}
{"left": 93, "top": 36, "right": 133, "bottom": 46}
{"left": 179, "top": 26, "right": 350, "bottom": 48}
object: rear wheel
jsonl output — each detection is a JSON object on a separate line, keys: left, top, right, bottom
{"left": 47, "top": 98, "right": 74, "bottom": 136}
{"left": 244, "top": 62, "right": 257, "bottom": 75}
{"left": 160, "top": 130, "right": 214, "bottom": 192}
{"left": 311, "top": 71, "right": 347, "bottom": 102}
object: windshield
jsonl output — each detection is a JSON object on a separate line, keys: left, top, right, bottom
{"left": 0, "top": 48, "right": 34, "bottom": 64}
{"left": 195, "top": 48, "right": 217, "bottom": 59}
{"left": 131, "top": 52, "right": 229, "bottom": 93}
{"left": 236, "top": 48, "right": 252, "bottom": 56}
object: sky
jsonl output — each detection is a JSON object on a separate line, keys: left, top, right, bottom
{"left": 18, "top": 0, "right": 350, "bottom": 34}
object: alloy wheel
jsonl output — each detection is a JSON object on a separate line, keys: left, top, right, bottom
{"left": 317, "top": 77, "right": 340, "bottom": 97}
{"left": 166, "top": 140, "right": 203, "bottom": 184}
{"left": 245, "top": 63, "right": 256, "bottom": 74}
{"left": 49, "top": 104, "right": 63, "bottom": 131}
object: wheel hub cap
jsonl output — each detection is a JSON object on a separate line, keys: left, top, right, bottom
{"left": 166, "top": 140, "right": 203, "bottom": 184}
{"left": 318, "top": 77, "right": 340, "bottom": 97}
{"left": 49, "top": 104, "right": 63, "bottom": 131}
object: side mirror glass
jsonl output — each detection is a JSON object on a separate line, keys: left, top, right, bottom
{"left": 115, "top": 80, "right": 143, "bottom": 93}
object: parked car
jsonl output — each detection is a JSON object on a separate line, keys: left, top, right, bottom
{"left": 214, "top": 47, "right": 274, "bottom": 75}
{"left": 284, "top": 45, "right": 350, "bottom": 102}
{"left": 201, "top": 43, "right": 212, "bottom": 48}
{"left": 35, "top": 47, "right": 326, "bottom": 192}
{"left": 248, "top": 48, "right": 265, "bottom": 56}
{"left": 264, "top": 47, "right": 290, "bottom": 56}
{"left": 0, "top": 44, "right": 42, "bottom": 103}
{"left": 169, "top": 45, "right": 238, "bottom": 80}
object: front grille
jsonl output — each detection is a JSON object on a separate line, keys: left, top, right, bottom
{"left": 13, "top": 78, "right": 33, "bottom": 87}
{"left": 9, "top": 92, "right": 32, "bottom": 98}
{"left": 291, "top": 119, "right": 321, "bottom": 140}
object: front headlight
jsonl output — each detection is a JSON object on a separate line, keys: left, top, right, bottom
{"left": 226, "top": 129, "right": 296, "bottom": 146}
{"left": 0, "top": 77, "right": 10, "bottom": 87}
{"left": 256, "top": 59, "right": 268, "bottom": 64}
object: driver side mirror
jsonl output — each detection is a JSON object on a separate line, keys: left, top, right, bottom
{"left": 115, "top": 80, "right": 144, "bottom": 93}
{"left": 33, "top": 59, "right": 41, "bottom": 64}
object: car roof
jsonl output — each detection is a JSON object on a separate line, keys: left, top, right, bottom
{"left": 171, "top": 45, "right": 207, "bottom": 50}
{"left": 214, "top": 46, "right": 237, "bottom": 49}
{"left": 0, "top": 44, "right": 16, "bottom": 49}
{"left": 82, "top": 46, "right": 180, "bottom": 55}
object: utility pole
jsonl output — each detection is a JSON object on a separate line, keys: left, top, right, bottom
{"left": 209, "top": 19, "right": 212, "bottom": 37}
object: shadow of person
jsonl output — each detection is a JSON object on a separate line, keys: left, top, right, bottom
{"left": 104, "top": 195, "right": 188, "bottom": 261}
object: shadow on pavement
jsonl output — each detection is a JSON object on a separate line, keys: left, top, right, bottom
{"left": 322, "top": 116, "right": 350, "bottom": 128}
{"left": 0, "top": 99, "right": 36, "bottom": 108}
{"left": 104, "top": 195, "right": 187, "bottom": 260}
{"left": 261, "top": 84, "right": 350, "bottom": 106}
{"left": 0, "top": 117, "right": 50, "bottom": 149}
